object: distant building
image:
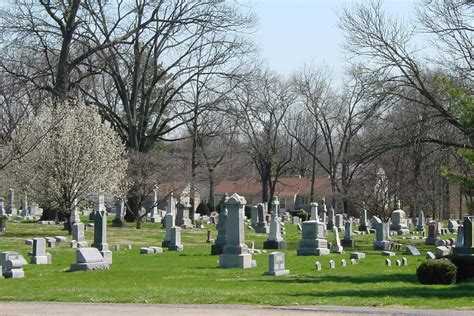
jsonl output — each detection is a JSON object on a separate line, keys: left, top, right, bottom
{"left": 214, "top": 176, "right": 331, "bottom": 211}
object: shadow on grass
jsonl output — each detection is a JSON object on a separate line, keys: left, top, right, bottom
{"left": 258, "top": 273, "right": 417, "bottom": 284}
{"left": 285, "top": 283, "right": 474, "bottom": 300}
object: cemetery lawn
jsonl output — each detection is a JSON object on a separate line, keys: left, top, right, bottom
{"left": 1, "top": 219, "right": 473, "bottom": 310}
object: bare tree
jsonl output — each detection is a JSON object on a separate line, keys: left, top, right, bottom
{"left": 233, "top": 69, "right": 295, "bottom": 203}
{"left": 339, "top": 0, "right": 472, "bottom": 149}
{"left": 290, "top": 65, "right": 390, "bottom": 213}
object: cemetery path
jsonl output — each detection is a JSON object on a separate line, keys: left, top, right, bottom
{"left": 0, "top": 302, "right": 472, "bottom": 316}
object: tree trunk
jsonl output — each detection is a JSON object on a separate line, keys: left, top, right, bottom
{"left": 135, "top": 216, "right": 142, "bottom": 229}
{"left": 209, "top": 169, "right": 215, "bottom": 209}
{"left": 310, "top": 154, "right": 316, "bottom": 202}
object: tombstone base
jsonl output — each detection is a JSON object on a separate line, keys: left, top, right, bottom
{"left": 211, "top": 243, "right": 224, "bottom": 255}
{"left": 326, "top": 224, "right": 334, "bottom": 231}
{"left": 396, "top": 229, "right": 410, "bottom": 235}
{"left": 415, "top": 226, "right": 424, "bottom": 232}
{"left": 219, "top": 253, "right": 253, "bottom": 269}
{"left": 298, "top": 239, "right": 328, "bottom": 249}
{"left": 263, "top": 240, "right": 288, "bottom": 250}
{"left": 374, "top": 241, "right": 392, "bottom": 250}
{"left": 161, "top": 239, "right": 171, "bottom": 247}
{"left": 101, "top": 250, "right": 113, "bottom": 264}
{"left": 30, "top": 255, "right": 49, "bottom": 265}
{"left": 358, "top": 225, "right": 368, "bottom": 232}
{"left": 425, "top": 237, "right": 440, "bottom": 246}
{"left": 255, "top": 225, "right": 269, "bottom": 234}
{"left": 70, "top": 262, "right": 110, "bottom": 272}
{"left": 77, "top": 241, "right": 88, "bottom": 248}
{"left": 4, "top": 269, "right": 24, "bottom": 278}
{"left": 264, "top": 269, "right": 289, "bottom": 276}
{"left": 297, "top": 247, "right": 330, "bottom": 256}
{"left": 168, "top": 244, "right": 184, "bottom": 251}
{"left": 177, "top": 219, "right": 192, "bottom": 229}
{"left": 112, "top": 219, "right": 126, "bottom": 227}
{"left": 341, "top": 239, "right": 356, "bottom": 247}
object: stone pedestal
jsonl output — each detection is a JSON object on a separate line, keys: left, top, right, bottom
{"left": 219, "top": 194, "right": 253, "bottom": 269}
{"left": 70, "top": 248, "right": 109, "bottom": 272}
{"left": 297, "top": 220, "right": 330, "bottom": 256}
{"left": 263, "top": 198, "right": 287, "bottom": 250}
{"left": 162, "top": 213, "right": 175, "bottom": 247}
{"left": 176, "top": 202, "right": 192, "bottom": 229}
{"left": 168, "top": 227, "right": 184, "bottom": 251}
{"left": 416, "top": 210, "right": 425, "bottom": 232}
{"left": 211, "top": 210, "right": 227, "bottom": 255}
{"left": 264, "top": 252, "right": 289, "bottom": 276}
{"left": 255, "top": 203, "right": 269, "bottom": 234}
{"left": 425, "top": 220, "right": 440, "bottom": 245}
{"left": 451, "top": 216, "right": 474, "bottom": 280}
{"left": 112, "top": 199, "right": 126, "bottom": 227}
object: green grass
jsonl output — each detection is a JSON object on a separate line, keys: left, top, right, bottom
{"left": 0, "top": 218, "right": 473, "bottom": 309}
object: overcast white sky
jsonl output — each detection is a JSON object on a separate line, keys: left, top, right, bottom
{"left": 250, "top": 0, "right": 417, "bottom": 77}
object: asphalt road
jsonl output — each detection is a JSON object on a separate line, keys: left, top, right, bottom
{"left": 0, "top": 302, "right": 473, "bottom": 316}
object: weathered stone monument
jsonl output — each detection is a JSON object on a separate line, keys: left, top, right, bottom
{"left": 211, "top": 209, "right": 227, "bottom": 255}
{"left": 146, "top": 189, "right": 162, "bottom": 223}
{"left": 335, "top": 214, "right": 344, "bottom": 232}
{"left": 69, "top": 199, "right": 80, "bottom": 228}
{"left": 425, "top": 220, "right": 440, "bottom": 245}
{"left": 112, "top": 199, "right": 126, "bottom": 227}
{"left": 373, "top": 217, "right": 391, "bottom": 250}
{"left": 168, "top": 226, "right": 184, "bottom": 251}
{"left": 70, "top": 247, "right": 110, "bottom": 272}
{"left": 332, "top": 226, "right": 344, "bottom": 254}
{"left": 176, "top": 202, "right": 192, "bottom": 229}
{"left": 255, "top": 203, "right": 269, "bottom": 234}
{"left": 451, "top": 216, "right": 474, "bottom": 280}
{"left": 263, "top": 197, "right": 287, "bottom": 250}
{"left": 327, "top": 207, "right": 335, "bottom": 230}
{"left": 416, "top": 210, "right": 425, "bottom": 232}
{"left": 359, "top": 203, "right": 368, "bottom": 232}
{"left": 390, "top": 200, "right": 409, "bottom": 234}
{"left": 0, "top": 251, "right": 26, "bottom": 278}
{"left": 456, "top": 225, "right": 464, "bottom": 247}
{"left": 250, "top": 205, "right": 258, "bottom": 228}
{"left": 297, "top": 220, "right": 330, "bottom": 256}
{"left": 72, "top": 208, "right": 87, "bottom": 248}
{"left": 20, "top": 192, "right": 28, "bottom": 218}
{"left": 0, "top": 198, "right": 5, "bottom": 236}
{"left": 264, "top": 252, "right": 289, "bottom": 276}
{"left": 448, "top": 219, "right": 459, "bottom": 233}
{"left": 161, "top": 213, "right": 175, "bottom": 247}
{"left": 318, "top": 198, "right": 328, "bottom": 222}
{"left": 341, "top": 220, "right": 355, "bottom": 247}
{"left": 310, "top": 202, "right": 319, "bottom": 221}
{"left": 219, "top": 193, "right": 253, "bottom": 269}
{"left": 166, "top": 193, "right": 176, "bottom": 218}
{"left": 7, "top": 188, "right": 17, "bottom": 216}
{"left": 92, "top": 196, "right": 112, "bottom": 264}
{"left": 29, "top": 238, "right": 51, "bottom": 264}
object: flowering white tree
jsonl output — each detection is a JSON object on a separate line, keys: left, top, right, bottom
{"left": 8, "top": 101, "right": 127, "bottom": 230}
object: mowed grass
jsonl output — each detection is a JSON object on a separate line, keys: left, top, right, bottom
{"left": 0, "top": 217, "right": 473, "bottom": 309}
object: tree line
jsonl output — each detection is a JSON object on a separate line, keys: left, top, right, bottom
{"left": 0, "top": 0, "right": 471, "bottom": 228}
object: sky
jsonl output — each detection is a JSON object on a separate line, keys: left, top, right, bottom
{"left": 250, "top": 0, "right": 418, "bottom": 78}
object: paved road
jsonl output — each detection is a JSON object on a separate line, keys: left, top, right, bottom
{"left": 0, "top": 302, "right": 472, "bottom": 316}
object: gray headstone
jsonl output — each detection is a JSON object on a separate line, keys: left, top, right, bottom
{"left": 219, "top": 193, "right": 253, "bottom": 268}
{"left": 264, "top": 252, "right": 289, "bottom": 276}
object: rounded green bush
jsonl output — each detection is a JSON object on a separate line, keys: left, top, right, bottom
{"left": 416, "top": 259, "right": 457, "bottom": 285}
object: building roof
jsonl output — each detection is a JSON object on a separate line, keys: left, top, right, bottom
{"left": 215, "top": 176, "right": 331, "bottom": 198}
